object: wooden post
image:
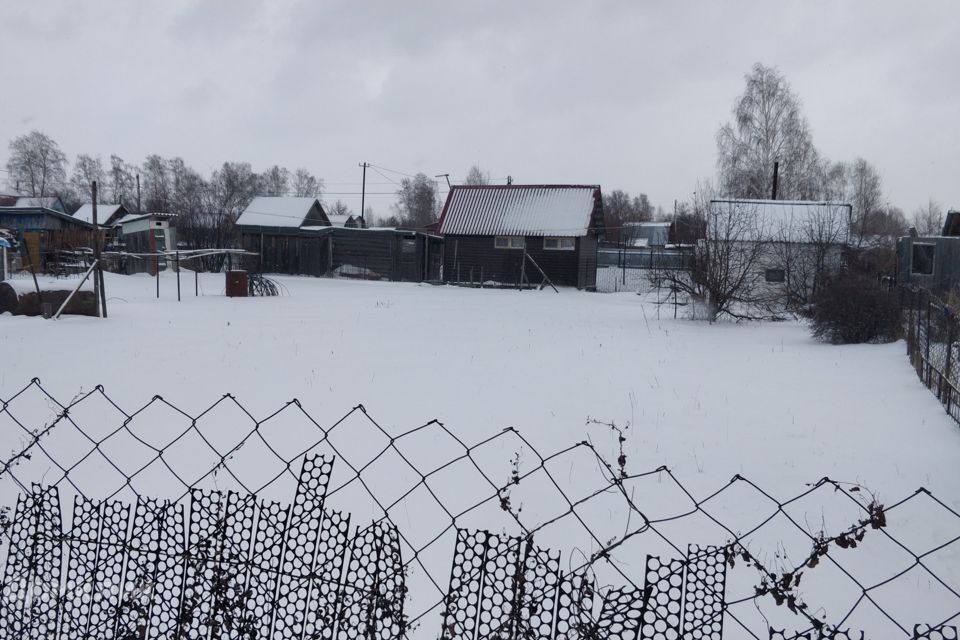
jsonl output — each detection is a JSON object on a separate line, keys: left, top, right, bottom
{"left": 195, "top": 268, "right": 199, "bottom": 297}
{"left": 176, "top": 251, "right": 181, "bottom": 302}
{"left": 452, "top": 240, "right": 459, "bottom": 284}
{"left": 470, "top": 267, "right": 474, "bottom": 288}
{"left": 480, "top": 266, "right": 484, "bottom": 288}
{"left": 91, "top": 182, "right": 107, "bottom": 318}
{"left": 519, "top": 244, "right": 527, "bottom": 291}
{"left": 91, "top": 188, "right": 100, "bottom": 317}
{"left": 22, "top": 239, "right": 42, "bottom": 305}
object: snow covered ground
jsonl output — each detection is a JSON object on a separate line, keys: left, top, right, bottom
{"left": 1, "top": 271, "right": 958, "bottom": 636}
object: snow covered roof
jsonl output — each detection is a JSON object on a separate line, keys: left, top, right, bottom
{"left": 438, "top": 185, "right": 602, "bottom": 237}
{"left": 623, "top": 221, "right": 671, "bottom": 246}
{"left": 13, "top": 196, "right": 63, "bottom": 210}
{"left": 710, "top": 199, "right": 851, "bottom": 243}
{"left": 235, "top": 197, "right": 329, "bottom": 228}
{"left": 73, "top": 204, "right": 126, "bottom": 226}
{"left": 327, "top": 214, "right": 354, "bottom": 227}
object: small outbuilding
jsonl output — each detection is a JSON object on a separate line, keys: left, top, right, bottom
{"left": 437, "top": 185, "right": 605, "bottom": 289}
{"left": 897, "top": 210, "right": 960, "bottom": 293}
{"left": 116, "top": 212, "right": 178, "bottom": 274}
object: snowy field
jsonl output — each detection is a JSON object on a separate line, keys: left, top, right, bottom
{"left": 2, "top": 271, "right": 959, "bottom": 635}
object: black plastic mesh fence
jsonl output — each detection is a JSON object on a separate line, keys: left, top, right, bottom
{"left": 1, "top": 379, "right": 959, "bottom": 639}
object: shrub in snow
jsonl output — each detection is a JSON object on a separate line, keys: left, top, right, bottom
{"left": 808, "top": 275, "right": 899, "bottom": 344}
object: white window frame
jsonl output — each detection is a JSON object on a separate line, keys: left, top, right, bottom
{"left": 543, "top": 237, "right": 575, "bottom": 251}
{"left": 494, "top": 236, "right": 525, "bottom": 249}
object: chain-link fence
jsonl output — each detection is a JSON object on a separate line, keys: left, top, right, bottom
{"left": 901, "top": 286, "right": 960, "bottom": 424}
{"left": 1, "top": 380, "right": 958, "bottom": 639}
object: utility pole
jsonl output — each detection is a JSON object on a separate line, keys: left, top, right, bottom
{"left": 136, "top": 173, "right": 142, "bottom": 213}
{"left": 358, "top": 162, "right": 369, "bottom": 226}
{"left": 435, "top": 173, "right": 451, "bottom": 189}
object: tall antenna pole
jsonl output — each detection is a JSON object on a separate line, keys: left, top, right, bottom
{"left": 136, "top": 173, "right": 142, "bottom": 213}
{"left": 359, "top": 162, "right": 369, "bottom": 226}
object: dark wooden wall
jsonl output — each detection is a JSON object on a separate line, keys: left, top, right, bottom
{"left": 238, "top": 229, "right": 441, "bottom": 282}
{"left": 241, "top": 232, "right": 330, "bottom": 277}
{"left": 442, "top": 235, "right": 595, "bottom": 288}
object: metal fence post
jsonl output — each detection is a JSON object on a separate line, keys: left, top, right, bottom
{"left": 926, "top": 300, "right": 933, "bottom": 386}
{"left": 945, "top": 317, "right": 954, "bottom": 414}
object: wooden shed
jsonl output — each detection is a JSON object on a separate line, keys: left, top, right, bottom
{"left": 235, "top": 195, "right": 442, "bottom": 282}
{"left": 436, "top": 185, "right": 605, "bottom": 289}
{"left": 0, "top": 202, "right": 96, "bottom": 272}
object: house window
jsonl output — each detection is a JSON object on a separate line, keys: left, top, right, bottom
{"left": 911, "top": 243, "right": 935, "bottom": 275}
{"left": 495, "top": 236, "right": 525, "bottom": 249}
{"left": 543, "top": 237, "right": 575, "bottom": 251}
{"left": 765, "top": 268, "right": 785, "bottom": 283}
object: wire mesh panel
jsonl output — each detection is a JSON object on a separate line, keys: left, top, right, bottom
{"left": 0, "top": 487, "right": 62, "bottom": 640}
{"left": 85, "top": 498, "right": 131, "bottom": 639}
{"left": 60, "top": 495, "right": 102, "bottom": 640}
{"left": 553, "top": 571, "right": 595, "bottom": 640}
{"left": 476, "top": 531, "right": 522, "bottom": 640}
{"left": 441, "top": 529, "right": 487, "bottom": 640}
{"left": 179, "top": 489, "right": 226, "bottom": 638}
{"left": 115, "top": 498, "right": 167, "bottom": 640}
{"left": 590, "top": 586, "right": 647, "bottom": 640}
{"left": 681, "top": 545, "right": 726, "bottom": 639}
{"left": 915, "top": 625, "right": 959, "bottom": 640}
{"left": 274, "top": 455, "right": 334, "bottom": 640}
{"left": 147, "top": 501, "right": 186, "bottom": 640}
{"left": 248, "top": 498, "right": 289, "bottom": 638}
{"left": 214, "top": 491, "right": 257, "bottom": 640}
{"left": 302, "top": 509, "right": 350, "bottom": 640}
{"left": 516, "top": 540, "right": 561, "bottom": 640}
{"left": 337, "top": 520, "right": 407, "bottom": 640}
{"left": 639, "top": 555, "right": 684, "bottom": 640}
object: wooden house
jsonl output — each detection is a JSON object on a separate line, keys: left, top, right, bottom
{"left": 436, "top": 185, "right": 605, "bottom": 289}
{"left": 235, "top": 197, "right": 332, "bottom": 277}
{"left": 0, "top": 198, "right": 95, "bottom": 272}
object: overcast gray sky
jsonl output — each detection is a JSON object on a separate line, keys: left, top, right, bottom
{"left": 1, "top": 1, "right": 957, "bottom": 216}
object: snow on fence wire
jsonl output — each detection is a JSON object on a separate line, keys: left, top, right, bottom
{"left": 0, "top": 380, "right": 959, "bottom": 639}
{"left": 901, "top": 286, "right": 960, "bottom": 425}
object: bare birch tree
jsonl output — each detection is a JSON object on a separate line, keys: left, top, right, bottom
{"left": 912, "top": 199, "right": 944, "bottom": 236}
{"left": 716, "top": 64, "right": 823, "bottom": 200}
{"left": 70, "top": 154, "right": 107, "bottom": 205}
{"left": 6, "top": 131, "right": 68, "bottom": 197}
{"left": 291, "top": 168, "right": 323, "bottom": 198}
{"left": 649, "top": 186, "right": 769, "bottom": 321}
{"left": 463, "top": 164, "right": 489, "bottom": 185}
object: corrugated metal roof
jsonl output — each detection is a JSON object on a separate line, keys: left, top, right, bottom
{"left": 438, "top": 185, "right": 600, "bottom": 237}
{"left": 710, "top": 199, "right": 851, "bottom": 243}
